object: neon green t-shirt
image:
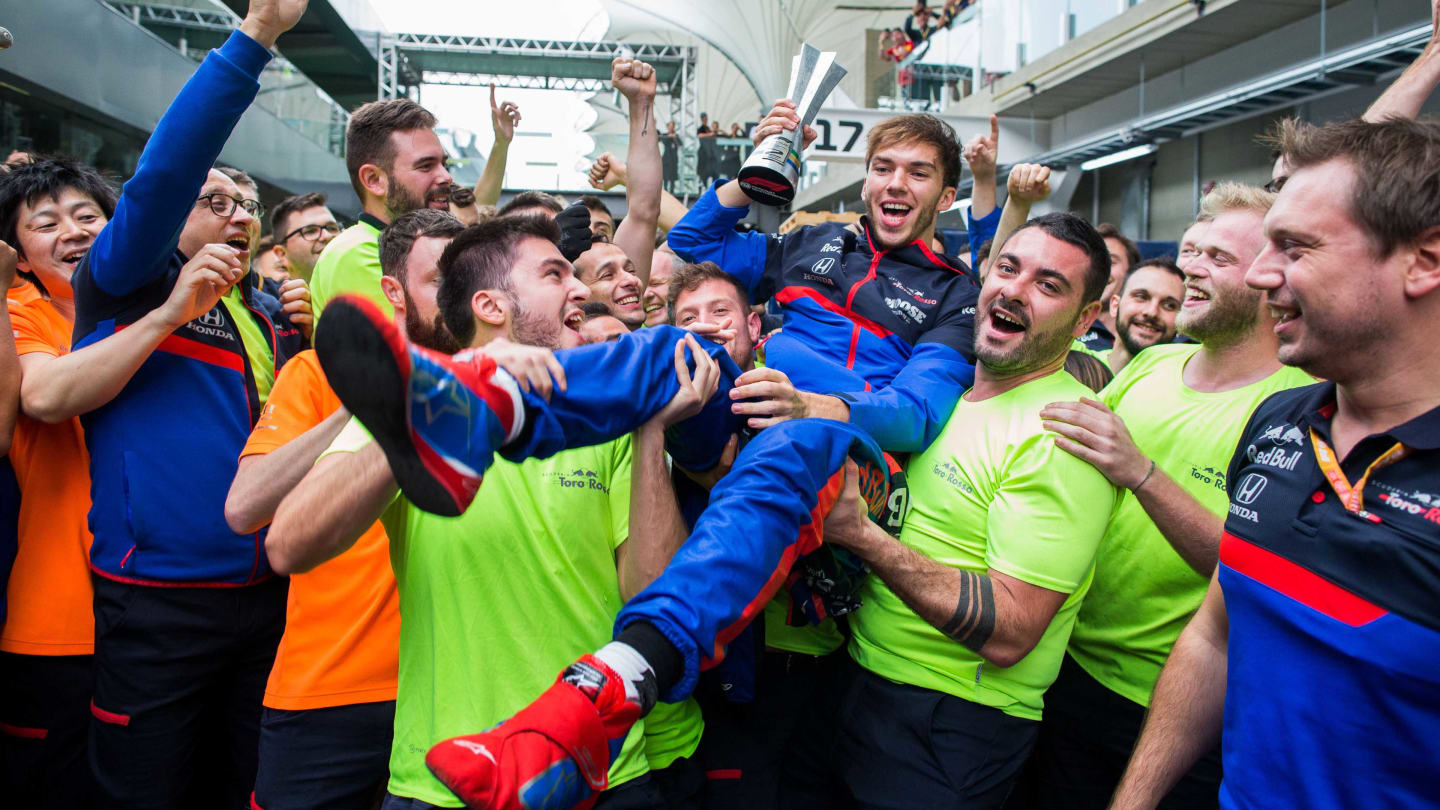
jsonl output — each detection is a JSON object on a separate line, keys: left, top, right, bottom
{"left": 310, "top": 218, "right": 388, "bottom": 318}
{"left": 848, "top": 369, "right": 1119, "bottom": 721}
{"left": 220, "top": 283, "right": 274, "bottom": 404}
{"left": 1067, "top": 343, "right": 1313, "bottom": 706}
{"left": 322, "top": 420, "right": 649, "bottom": 806}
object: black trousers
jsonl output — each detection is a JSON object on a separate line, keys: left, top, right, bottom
{"left": 783, "top": 656, "right": 1038, "bottom": 810}
{"left": 0, "top": 651, "right": 94, "bottom": 809}
{"left": 89, "top": 574, "right": 287, "bottom": 810}
{"left": 696, "top": 648, "right": 843, "bottom": 810}
{"left": 252, "top": 701, "right": 395, "bottom": 810}
{"left": 1005, "top": 654, "right": 1221, "bottom": 810}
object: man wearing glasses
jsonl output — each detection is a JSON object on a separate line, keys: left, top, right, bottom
{"left": 68, "top": 1, "right": 313, "bottom": 805}
{"left": 269, "top": 191, "right": 340, "bottom": 284}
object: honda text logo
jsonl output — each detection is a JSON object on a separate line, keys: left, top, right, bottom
{"left": 199, "top": 308, "right": 226, "bottom": 328}
{"left": 810, "top": 257, "right": 835, "bottom": 275}
{"left": 1235, "top": 473, "right": 1268, "bottom": 505}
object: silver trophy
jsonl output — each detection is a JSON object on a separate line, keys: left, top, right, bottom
{"left": 738, "top": 44, "right": 848, "bottom": 207}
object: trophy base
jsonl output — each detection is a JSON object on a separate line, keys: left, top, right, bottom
{"left": 738, "top": 164, "right": 796, "bottom": 207}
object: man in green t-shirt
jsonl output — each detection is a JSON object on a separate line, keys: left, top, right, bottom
{"left": 1011, "top": 183, "right": 1312, "bottom": 810}
{"left": 308, "top": 98, "right": 455, "bottom": 319}
{"left": 267, "top": 215, "right": 715, "bottom": 809}
{"left": 787, "top": 213, "right": 1120, "bottom": 809}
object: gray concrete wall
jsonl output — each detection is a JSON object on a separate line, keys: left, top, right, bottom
{"left": 0, "top": 0, "right": 357, "bottom": 215}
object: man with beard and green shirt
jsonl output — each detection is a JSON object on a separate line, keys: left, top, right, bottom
{"left": 1011, "top": 183, "right": 1313, "bottom": 810}
{"left": 310, "top": 99, "right": 455, "bottom": 318}
{"left": 267, "top": 216, "right": 713, "bottom": 809}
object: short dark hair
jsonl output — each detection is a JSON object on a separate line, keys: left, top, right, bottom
{"left": 379, "top": 209, "right": 465, "bottom": 285}
{"left": 345, "top": 99, "right": 438, "bottom": 201}
{"left": 580, "top": 301, "right": 614, "bottom": 320}
{"left": 1003, "top": 212, "right": 1112, "bottom": 306}
{"left": 1269, "top": 116, "right": 1440, "bottom": 257}
{"left": 0, "top": 156, "right": 118, "bottom": 285}
{"left": 1095, "top": 223, "right": 1140, "bottom": 269}
{"left": 498, "top": 190, "right": 564, "bottom": 217}
{"left": 866, "top": 114, "right": 963, "bottom": 189}
{"left": 1125, "top": 256, "right": 1184, "bottom": 290}
{"left": 666, "top": 261, "right": 749, "bottom": 321}
{"left": 579, "top": 194, "right": 612, "bottom": 220}
{"left": 975, "top": 237, "right": 994, "bottom": 265}
{"left": 437, "top": 214, "right": 561, "bottom": 347}
{"left": 218, "top": 165, "right": 255, "bottom": 190}
{"left": 270, "top": 191, "right": 328, "bottom": 237}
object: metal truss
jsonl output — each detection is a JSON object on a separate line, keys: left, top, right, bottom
{"left": 389, "top": 33, "right": 691, "bottom": 65}
{"left": 420, "top": 72, "right": 611, "bottom": 92}
{"left": 106, "top": 1, "right": 236, "bottom": 34}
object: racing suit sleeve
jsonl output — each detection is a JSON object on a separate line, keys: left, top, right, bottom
{"left": 837, "top": 287, "right": 978, "bottom": 453}
{"left": 666, "top": 180, "right": 775, "bottom": 301}
{"left": 966, "top": 205, "right": 1001, "bottom": 274}
{"left": 85, "top": 31, "right": 271, "bottom": 297}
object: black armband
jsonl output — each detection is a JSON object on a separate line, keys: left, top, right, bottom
{"left": 940, "top": 570, "right": 995, "bottom": 652}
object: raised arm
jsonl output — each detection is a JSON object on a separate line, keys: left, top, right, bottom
{"left": 1109, "top": 575, "right": 1229, "bottom": 810}
{"left": 86, "top": 1, "right": 302, "bottom": 296}
{"left": 589, "top": 154, "right": 691, "bottom": 234}
{"left": 266, "top": 436, "right": 396, "bottom": 575}
{"left": 986, "top": 163, "right": 1051, "bottom": 277}
{"left": 667, "top": 99, "right": 816, "bottom": 284}
{"left": 1364, "top": 0, "right": 1440, "bottom": 122}
{"left": 610, "top": 58, "right": 661, "bottom": 286}
{"left": 964, "top": 115, "right": 999, "bottom": 221}
{"left": 473, "top": 85, "right": 519, "bottom": 207}
{"left": 19, "top": 245, "right": 244, "bottom": 424}
{"left": 617, "top": 335, "right": 719, "bottom": 599}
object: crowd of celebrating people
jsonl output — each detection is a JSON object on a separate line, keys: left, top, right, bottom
{"left": 3, "top": 1, "right": 1440, "bottom": 809}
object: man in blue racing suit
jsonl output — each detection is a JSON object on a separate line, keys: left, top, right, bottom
{"left": 314, "top": 105, "right": 1000, "bottom": 810}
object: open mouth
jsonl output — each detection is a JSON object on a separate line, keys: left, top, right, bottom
{"left": 1128, "top": 318, "right": 1163, "bottom": 339}
{"left": 879, "top": 201, "right": 912, "bottom": 229}
{"left": 1267, "top": 301, "right": 1301, "bottom": 329}
{"left": 563, "top": 309, "right": 584, "bottom": 332}
{"left": 614, "top": 293, "right": 640, "bottom": 310}
{"left": 642, "top": 295, "right": 664, "bottom": 314}
{"left": 225, "top": 236, "right": 251, "bottom": 257}
{"left": 1184, "top": 284, "right": 1210, "bottom": 307}
{"left": 989, "top": 306, "right": 1026, "bottom": 335}
{"left": 58, "top": 247, "right": 87, "bottom": 270}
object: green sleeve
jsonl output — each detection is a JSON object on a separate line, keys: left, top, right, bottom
{"left": 312, "top": 237, "right": 389, "bottom": 319}
{"left": 985, "top": 432, "right": 1118, "bottom": 593}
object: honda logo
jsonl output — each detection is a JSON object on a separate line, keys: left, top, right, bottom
{"left": 810, "top": 257, "right": 835, "bottom": 275}
{"left": 199, "top": 308, "right": 226, "bottom": 328}
{"left": 1235, "top": 473, "right": 1268, "bottom": 505}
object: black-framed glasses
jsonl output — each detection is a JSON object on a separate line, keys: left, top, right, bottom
{"left": 1263, "top": 176, "right": 1287, "bottom": 194}
{"left": 280, "top": 222, "right": 342, "bottom": 243}
{"left": 197, "top": 192, "right": 264, "bottom": 219}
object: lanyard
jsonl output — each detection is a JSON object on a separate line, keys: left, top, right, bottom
{"left": 1309, "top": 429, "right": 1408, "bottom": 515}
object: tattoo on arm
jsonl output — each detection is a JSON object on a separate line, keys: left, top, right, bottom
{"left": 940, "top": 570, "right": 995, "bottom": 652}
{"left": 641, "top": 102, "right": 650, "bottom": 136}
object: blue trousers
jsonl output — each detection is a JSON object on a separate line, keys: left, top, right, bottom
{"left": 499, "top": 326, "right": 888, "bottom": 702}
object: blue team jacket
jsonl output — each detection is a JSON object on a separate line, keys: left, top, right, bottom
{"left": 668, "top": 183, "right": 993, "bottom": 452}
{"left": 72, "top": 31, "right": 304, "bottom": 585}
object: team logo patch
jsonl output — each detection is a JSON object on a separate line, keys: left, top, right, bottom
{"left": 810, "top": 257, "right": 836, "bottom": 276}
{"left": 1235, "top": 473, "right": 1268, "bottom": 505}
{"left": 545, "top": 467, "right": 610, "bottom": 494}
